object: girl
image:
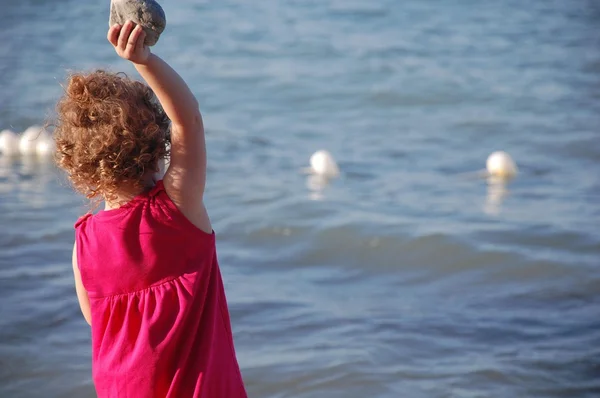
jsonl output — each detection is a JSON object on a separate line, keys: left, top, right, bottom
{"left": 54, "top": 21, "right": 247, "bottom": 397}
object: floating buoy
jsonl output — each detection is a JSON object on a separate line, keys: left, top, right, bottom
{"left": 307, "top": 150, "right": 339, "bottom": 178}
{"left": 0, "top": 129, "right": 20, "bottom": 156}
{"left": 486, "top": 151, "right": 517, "bottom": 179}
{"left": 19, "top": 125, "right": 44, "bottom": 155}
{"left": 35, "top": 130, "right": 55, "bottom": 156}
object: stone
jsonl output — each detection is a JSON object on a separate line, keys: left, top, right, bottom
{"left": 109, "top": 0, "right": 166, "bottom": 46}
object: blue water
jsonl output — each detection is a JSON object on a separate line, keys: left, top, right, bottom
{"left": 1, "top": 0, "right": 599, "bottom": 397}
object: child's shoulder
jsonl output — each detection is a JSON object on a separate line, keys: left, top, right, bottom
{"left": 74, "top": 213, "right": 93, "bottom": 229}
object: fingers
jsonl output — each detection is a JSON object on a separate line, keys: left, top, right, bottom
{"left": 135, "top": 28, "right": 147, "bottom": 54}
{"left": 107, "top": 24, "right": 122, "bottom": 47}
{"left": 127, "top": 25, "right": 144, "bottom": 54}
{"left": 118, "top": 20, "right": 134, "bottom": 51}
{"left": 108, "top": 20, "right": 149, "bottom": 63}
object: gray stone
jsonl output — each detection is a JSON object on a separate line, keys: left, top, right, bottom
{"left": 109, "top": 0, "right": 166, "bottom": 46}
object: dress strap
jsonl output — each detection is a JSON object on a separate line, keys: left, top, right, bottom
{"left": 149, "top": 180, "right": 166, "bottom": 198}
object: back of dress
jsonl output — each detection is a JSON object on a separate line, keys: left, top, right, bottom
{"left": 75, "top": 181, "right": 247, "bottom": 398}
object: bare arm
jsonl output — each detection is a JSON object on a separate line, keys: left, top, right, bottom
{"left": 108, "top": 22, "right": 211, "bottom": 233}
{"left": 72, "top": 243, "right": 91, "bottom": 326}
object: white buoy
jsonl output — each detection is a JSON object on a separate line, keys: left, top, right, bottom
{"left": 486, "top": 151, "right": 517, "bottom": 179}
{"left": 35, "top": 130, "right": 55, "bottom": 156}
{"left": 19, "top": 125, "right": 45, "bottom": 155}
{"left": 308, "top": 150, "right": 339, "bottom": 178}
{"left": 0, "top": 129, "right": 20, "bottom": 156}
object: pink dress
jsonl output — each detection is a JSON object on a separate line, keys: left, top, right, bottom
{"left": 75, "top": 181, "right": 247, "bottom": 398}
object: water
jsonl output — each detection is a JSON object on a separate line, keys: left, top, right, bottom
{"left": 1, "top": 0, "right": 599, "bottom": 397}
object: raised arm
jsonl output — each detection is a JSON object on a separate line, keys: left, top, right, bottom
{"left": 108, "top": 22, "right": 211, "bottom": 233}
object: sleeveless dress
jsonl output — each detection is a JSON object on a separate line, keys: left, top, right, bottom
{"left": 75, "top": 181, "right": 247, "bottom": 398}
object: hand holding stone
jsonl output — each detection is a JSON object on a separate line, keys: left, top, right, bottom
{"left": 109, "top": 0, "right": 166, "bottom": 46}
{"left": 108, "top": 21, "right": 151, "bottom": 65}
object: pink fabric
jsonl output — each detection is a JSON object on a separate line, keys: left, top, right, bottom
{"left": 75, "top": 181, "right": 247, "bottom": 398}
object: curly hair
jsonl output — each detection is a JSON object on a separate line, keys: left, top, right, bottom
{"left": 54, "top": 70, "right": 170, "bottom": 205}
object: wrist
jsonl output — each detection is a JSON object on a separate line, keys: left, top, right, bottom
{"left": 133, "top": 53, "right": 155, "bottom": 68}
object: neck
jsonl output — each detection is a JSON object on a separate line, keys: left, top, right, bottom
{"left": 103, "top": 174, "right": 157, "bottom": 210}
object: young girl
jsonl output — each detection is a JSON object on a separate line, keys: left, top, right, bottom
{"left": 54, "top": 22, "right": 247, "bottom": 397}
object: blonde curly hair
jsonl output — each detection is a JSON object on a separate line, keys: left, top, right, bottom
{"left": 53, "top": 70, "right": 170, "bottom": 204}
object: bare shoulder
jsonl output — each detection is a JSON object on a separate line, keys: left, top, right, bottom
{"left": 163, "top": 171, "right": 212, "bottom": 234}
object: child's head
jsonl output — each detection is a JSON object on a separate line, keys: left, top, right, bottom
{"left": 54, "top": 70, "right": 170, "bottom": 203}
